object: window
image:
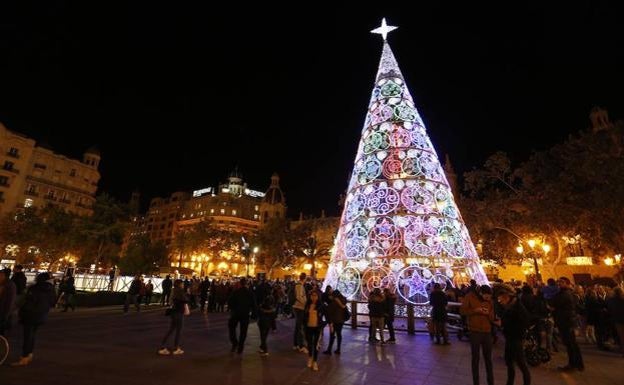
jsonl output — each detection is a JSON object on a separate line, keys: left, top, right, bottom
{"left": 253, "top": 214, "right": 259, "bottom": 220}
{"left": 34, "top": 163, "right": 46, "bottom": 169}
{"left": 255, "top": 205, "right": 259, "bottom": 211}
{"left": 210, "top": 209, "right": 215, "bottom": 214}
{"left": 8, "top": 147, "right": 19, "bottom": 157}
{"left": 232, "top": 209, "right": 237, "bottom": 216}
{"left": 24, "top": 198, "right": 33, "bottom": 208}
{"left": 70, "top": 169, "right": 76, "bottom": 177}
{"left": 0, "top": 191, "right": 4, "bottom": 201}
{"left": 3, "top": 161, "right": 14, "bottom": 171}
{"left": 0, "top": 176, "right": 8, "bottom": 186}
{"left": 220, "top": 208, "right": 225, "bottom": 214}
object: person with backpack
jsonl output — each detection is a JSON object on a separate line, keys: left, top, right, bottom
{"left": 11, "top": 272, "right": 56, "bottom": 366}
{"left": 461, "top": 285, "right": 496, "bottom": 385}
{"left": 292, "top": 273, "right": 308, "bottom": 353}
{"left": 323, "top": 289, "right": 347, "bottom": 355}
{"left": 498, "top": 284, "right": 531, "bottom": 385}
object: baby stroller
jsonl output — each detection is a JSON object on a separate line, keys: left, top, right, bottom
{"left": 523, "top": 325, "right": 551, "bottom": 366}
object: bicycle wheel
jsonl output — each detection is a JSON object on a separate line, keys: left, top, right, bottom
{"left": 0, "top": 335, "right": 9, "bottom": 366}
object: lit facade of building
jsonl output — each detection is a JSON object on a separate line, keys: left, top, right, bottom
{"left": 0, "top": 122, "right": 100, "bottom": 216}
{"left": 132, "top": 171, "right": 286, "bottom": 276}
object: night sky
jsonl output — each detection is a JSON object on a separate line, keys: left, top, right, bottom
{"left": 1, "top": 3, "right": 622, "bottom": 217}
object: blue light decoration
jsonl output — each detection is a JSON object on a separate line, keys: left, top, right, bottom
{"left": 324, "top": 19, "right": 488, "bottom": 305}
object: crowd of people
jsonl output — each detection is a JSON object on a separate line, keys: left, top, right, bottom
{"left": 2, "top": 264, "right": 624, "bottom": 380}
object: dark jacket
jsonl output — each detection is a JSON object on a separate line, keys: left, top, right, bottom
{"left": 128, "top": 279, "right": 142, "bottom": 295}
{"left": 64, "top": 276, "right": 76, "bottom": 294}
{"left": 258, "top": 295, "right": 276, "bottom": 326}
{"left": 0, "top": 280, "right": 17, "bottom": 318}
{"left": 585, "top": 295, "right": 606, "bottom": 326}
{"left": 551, "top": 287, "right": 577, "bottom": 328}
{"left": 162, "top": 278, "right": 173, "bottom": 293}
{"left": 368, "top": 295, "right": 385, "bottom": 317}
{"left": 304, "top": 300, "right": 326, "bottom": 327}
{"left": 11, "top": 272, "right": 27, "bottom": 295}
{"left": 501, "top": 298, "right": 529, "bottom": 340}
{"left": 19, "top": 281, "right": 56, "bottom": 324}
{"left": 429, "top": 290, "right": 448, "bottom": 321}
{"left": 384, "top": 294, "right": 397, "bottom": 321}
{"left": 170, "top": 287, "right": 189, "bottom": 314}
{"left": 228, "top": 286, "right": 257, "bottom": 319}
{"left": 326, "top": 294, "right": 347, "bottom": 324}
{"left": 607, "top": 296, "right": 624, "bottom": 324}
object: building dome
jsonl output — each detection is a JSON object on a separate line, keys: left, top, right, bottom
{"left": 85, "top": 146, "right": 101, "bottom": 157}
{"left": 263, "top": 173, "right": 285, "bottom": 205}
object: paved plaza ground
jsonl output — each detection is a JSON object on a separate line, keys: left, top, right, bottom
{"left": 1, "top": 306, "right": 622, "bottom": 385}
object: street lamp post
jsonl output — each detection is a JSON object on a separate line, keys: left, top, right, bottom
{"left": 516, "top": 239, "right": 550, "bottom": 283}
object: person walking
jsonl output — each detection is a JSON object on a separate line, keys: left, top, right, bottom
{"left": 384, "top": 288, "right": 397, "bottom": 344}
{"left": 11, "top": 272, "right": 56, "bottom": 366}
{"left": 292, "top": 273, "right": 308, "bottom": 353}
{"left": 161, "top": 275, "right": 173, "bottom": 306}
{"left": 227, "top": 278, "right": 257, "bottom": 354}
{"left": 124, "top": 275, "right": 142, "bottom": 313}
{"left": 158, "top": 279, "right": 188, "bottom": 355}
{"left": 429, "top": 283, "right": 449, "bottom": 345}
{"left": 497, "top": 284, "right": 531, "bottom": 385}
{"left": 144, "top": 280, "right": 154, "bottom": 305}
{"left": 199, "top": 277, "right": 210, "bottom": 313}
{"left": 607, "top": 287, "right": 624, "bottom": 357}
{"left": 257, "top": 293, "right": 276, "bottom": 356}
{"left": 323, "top": 289, "right": 347, "bottom": 355}
{"left": 551, "top": 277, "right": 584, "bottom": 371}
{"left": 62, "top": 272, "right": 76, "bottom": 312}
{"left": 10, "top": 265, "right": 27, "bottom": 297}
{"left": 304, "top": 290, "right": 325, "bottom": 371}
{"left": 368, "top": 288, "right": 386, "bottom": 344}
{"left": 461, "top": 285, "right": 496, "bottom": 385}
{"left": 0, "top": 268, "right": 17, "bottom": 336}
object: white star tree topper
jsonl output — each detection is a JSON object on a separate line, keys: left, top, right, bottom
{"left": 371, "top": 18, "right": 398, "bottom": 41}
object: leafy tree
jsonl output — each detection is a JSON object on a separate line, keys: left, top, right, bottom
{"left": 119, "top": 235, "right": 168, "bottom": 275}
{"left": 76, "top": 194, "right": 129, "bottom": 268}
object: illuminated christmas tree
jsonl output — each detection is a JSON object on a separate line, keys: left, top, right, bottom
{"left": 324, "top": 19, "right": 488, "bottom": 305}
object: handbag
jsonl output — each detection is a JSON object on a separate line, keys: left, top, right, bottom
{"left": 183, "top": 303, "right": 190, "bottom": 316}
{"left": 344, "top": 307, "right": 351, "bottom": 322}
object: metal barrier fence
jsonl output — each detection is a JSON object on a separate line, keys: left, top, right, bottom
{"left": 348, "top": 301, "right": 463, "bottom": 334}
{"left": 24, "top": 272, "right": 164, "bottom": 294}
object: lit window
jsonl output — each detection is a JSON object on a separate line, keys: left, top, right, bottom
{"left": 254, "top": 214, "right": 259, "bottom": 220}
{"left": 24, "top": 198, "right": 33, "bottom": 208}
{"left": 232, "top": 210, "right": 237, "bottom": 216}
{"left": 220, "top": 209, "right": 225, "bottom": 214}
{"left": 255, "top": 205, "right": 259, "bottom": 211}
{"left": 210, "top": 209, "right": 215, "bottom": 214}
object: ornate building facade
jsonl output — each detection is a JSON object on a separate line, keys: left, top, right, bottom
{"left": 0, "top": 122, "right": 100, "bottom": 216}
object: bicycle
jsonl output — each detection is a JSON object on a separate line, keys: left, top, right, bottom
{"left": 0, "top": 334, "right": 8, "bottom": 365}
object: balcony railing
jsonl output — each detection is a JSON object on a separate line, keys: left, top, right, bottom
{"left": 59, "top": 199, "right": 71, "bottom": 204}
{"left": 0, "top": 181, "right": 10, "bottom": 187}
{"left": 3, "top": 167, "right": 19, "bottom": 174}
{"left": 24, "top": 190, "right": 38, "bottom": 197}
{"left": 44, "top": 195, "right": 57, "bottom": 201}
{"left": 6, "top": 152, "right": 20, "bottom": 159}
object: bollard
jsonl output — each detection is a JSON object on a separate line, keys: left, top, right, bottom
{"left": 407, "top": 303, "right": 415, "bottom": 335}
{"left": 351, "top": 301, "right": 358, "bottom": 329}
